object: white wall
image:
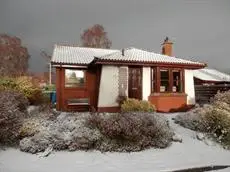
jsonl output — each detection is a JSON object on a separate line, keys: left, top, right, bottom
{"left": 142, "top": 67, "right": 151, "bottom": 100}
{"left": 98, "top": 66, "right": 119, "bottom": 107}
{"left": 185, "top": 69, "right": 196, "bottom": 105}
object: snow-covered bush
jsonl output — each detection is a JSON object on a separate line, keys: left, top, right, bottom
{"left": 19, "top": 118, "right": 42, "bottom": 138}
{"left": 175, "top": 91, "right": 230, "bottom": 149}
{"left": 20, "top": 113, "right": 102, "bottom": 153}
{"left": 203, "top": 104, "right": 230, "bottom": 147}
{"left": 174, "top": 105, "right": 210, "bottom": 132}
{"left": 121, "top": 98, "right": 156, "bottom": 112}
{"left": 87, "top": 112, "right": 173, "bottom": 152}
{"left": 211, "top": 90, "right": 230, "bottom": 105}
{"left": 20, "top": 112, "right": 173, "bottom": 153}
{"left": 0, "top": 90, "right": 29, "bottom": 145}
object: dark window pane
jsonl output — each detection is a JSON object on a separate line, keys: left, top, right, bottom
{"left": 151, "top": 68, "right": 156, "bottom": 93}
{"left": 172, "top": 70, "right": 182, "bottom": 92}
{"left": 160, "top": 69, "right": 169, "bottom": 92}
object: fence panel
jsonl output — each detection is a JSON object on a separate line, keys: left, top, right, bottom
{"left": 195, "top": 84, "right": 230, "bottom": 104}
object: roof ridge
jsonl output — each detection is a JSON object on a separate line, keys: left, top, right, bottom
{"left": 55, "top": 44, "right": 79, "bottom": 48}
{"left": 54, "top": 44, "right": 118, "bottom": 51}
{"left": 128, "top": 47, "right": 180, "bottom": 59}
{"left": 95, "top": 49, "right": 121, "bottom": 58}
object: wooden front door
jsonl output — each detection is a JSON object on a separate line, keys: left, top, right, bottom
{"left": 128, "top": 67, "right": 142, "bottom": 100}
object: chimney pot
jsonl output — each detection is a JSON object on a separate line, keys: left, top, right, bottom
{"left": 122, "top": 49, "right": 125, "bottom": 56}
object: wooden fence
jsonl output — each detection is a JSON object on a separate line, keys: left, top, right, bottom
{"left": 195, "top": 84, "right": 230, "bottom": 104}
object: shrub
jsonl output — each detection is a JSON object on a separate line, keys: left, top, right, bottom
{"left": 175, "top": 91, "right": 230, "bottom": 149}
{"left": 15, "top": 76, "right": 43, "bottom": 105}
{"left": 174, "top": 105, "right": 210, "bottom": 132}
{"left": 0, "top": 90, "right": 29, "bottom": 145}
{"left": 87, "top": 112, "right": 173, "bottom": 152}
{"left": 20, "top": 112, "right": 102, "bottom": 153}
{"left": 43, "top": 84, "right": 56, "bottom": 91}
{"left": 121, "top": 98, "right": 156, "bottom": 112}
{"left": 211, "top": 90, "right": 230, "bottom": 105}
{"left": 116, "top": 95, "right": 127, "bottom": 105}
{"left": 0, "top": 77, "right": 17, "bottom": 90}
{"left": 20, "top": 112, "right": 173, "bottom": 153}
{"left": 203, "top": 104, "right": 230, "bottom": 146}
{"left": 0, "top": 76, "right": 46, "bottom": 105}
{"left": 19, "top": 118, "right": 41, "bottom": 138}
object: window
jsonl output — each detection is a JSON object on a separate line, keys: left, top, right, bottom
{"left": 65, "top": 69, "right": 85, "bottom": 87}
{"left": 160, "top": 69, "right": 169, "bottom": 92}
{"left": 172, "top": 70, "right": 183, "bottom": 92}
{"left": 151, "top": 68, "right": 156, "bottom": 93}
{"left": 150, "top": 67, "right": 184, "bottom": 93}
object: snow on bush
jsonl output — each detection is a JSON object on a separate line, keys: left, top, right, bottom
{"left": 19, "top": 118, "right": 43, "bottom": 138}
{"left": 0, "top": 90, "right": 29, "bottom": 145}
{"left": 88, "top": 112, "right": 173, "bottom": 152}
{"left": 20, "top": 112, "right": 173, "bottom": 153}
{"left": 175, "top": 91, "right": 230, "bottom": 149}
{"left": 174, "top": 105, "right": 210, "bottom": 132}
{"left": 203, "top": 105, "right": 230, "bottom": 147}
{"left": 121, "top": 98, "right": 156, "bottom": 112}
{"left": 20, "top": 113, "right": 102, "bottom": 153}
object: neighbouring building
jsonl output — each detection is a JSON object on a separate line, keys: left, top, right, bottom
{"left": 51, "top": 38, "right": 206, "bottom": 112}
{"left": 193, "top": 68, "right": 230, "bottom": 85}
{"left": 193, "top": 68, "right": 230, "bottom": 104}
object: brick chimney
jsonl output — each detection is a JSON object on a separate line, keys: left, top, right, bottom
{"left": 162, "top": 37, "right": 173, "bottom": 56}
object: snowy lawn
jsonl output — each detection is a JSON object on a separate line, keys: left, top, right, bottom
{"left": 0, "top": 112, "right": 230, "bottom": 172}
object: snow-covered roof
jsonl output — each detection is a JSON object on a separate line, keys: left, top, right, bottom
{"left": 51, "top": 45, "right": 118, "bottom": 65}
{"left": 51, "top": 45, "right": 205, "bottom": 67}
{"left": 193, "top": 68, "right": 230, "bottom": 82}
{"left": 97, "top": 47, "right": 205, "bottom": 66}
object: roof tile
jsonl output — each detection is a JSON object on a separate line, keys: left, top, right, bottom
{"left": 98, "top": 47, "right": 205, "bottom": 66}
{"left": 193, "top": 68, "right": 230, "bottom": 82}
{"left": 51, "top": 45, "right": 205, "bottom": 67}
{"left": 51, "top": 45, "right": 118, "bottom": 64}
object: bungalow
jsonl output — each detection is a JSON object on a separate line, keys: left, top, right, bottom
{"left": 51, "top": 38, "right": 206, "bottom": 112}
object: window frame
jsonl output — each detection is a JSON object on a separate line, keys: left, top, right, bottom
{"left": 64, "top": 68, "right": 86, "bottom": 88}
{"left": 150, "top": 67, "right": 184, "bottom": 93}
{"left": 151, "top": 67, "right": 157, "bottom": 93}
{"left": 172, "top": 69, "right": 183, "bottom": 93}
{"left": 159, "top": 68, "right": 170, "bottom": 93}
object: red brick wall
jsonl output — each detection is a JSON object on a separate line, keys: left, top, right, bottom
{"left": 162, "top": 42, "right": 173, "bottom": 56}
{"left": 149, "top": 93, "right": 187, "bottom": 112}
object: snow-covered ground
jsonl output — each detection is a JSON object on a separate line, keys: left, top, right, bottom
{"left": 0, "top": 113, "right": 230, "bottom": 172}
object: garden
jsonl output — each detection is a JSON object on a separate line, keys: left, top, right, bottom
{"left": 0, "top": 77, "right": 174, "bottom": 153}
{"left": 1, "top": 76, "right": 230, "bottom": 156}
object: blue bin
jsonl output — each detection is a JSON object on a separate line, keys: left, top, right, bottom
{"left": 51, "top": 91, "right": 56, "bottom": 104}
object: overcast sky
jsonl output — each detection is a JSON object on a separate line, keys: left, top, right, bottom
{"left": 1, "top": 0, "right": 230, "bottom": 72}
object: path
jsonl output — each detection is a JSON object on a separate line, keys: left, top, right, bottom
{"left": 0, "top": 113, "right": 230, "bottom": 172}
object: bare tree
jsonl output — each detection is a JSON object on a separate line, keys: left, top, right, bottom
{"left": 81, "top": 24, "right": 112, "bottom": 49}
{"left": 0, "top": 34, "right": 30, "bottom": 76}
